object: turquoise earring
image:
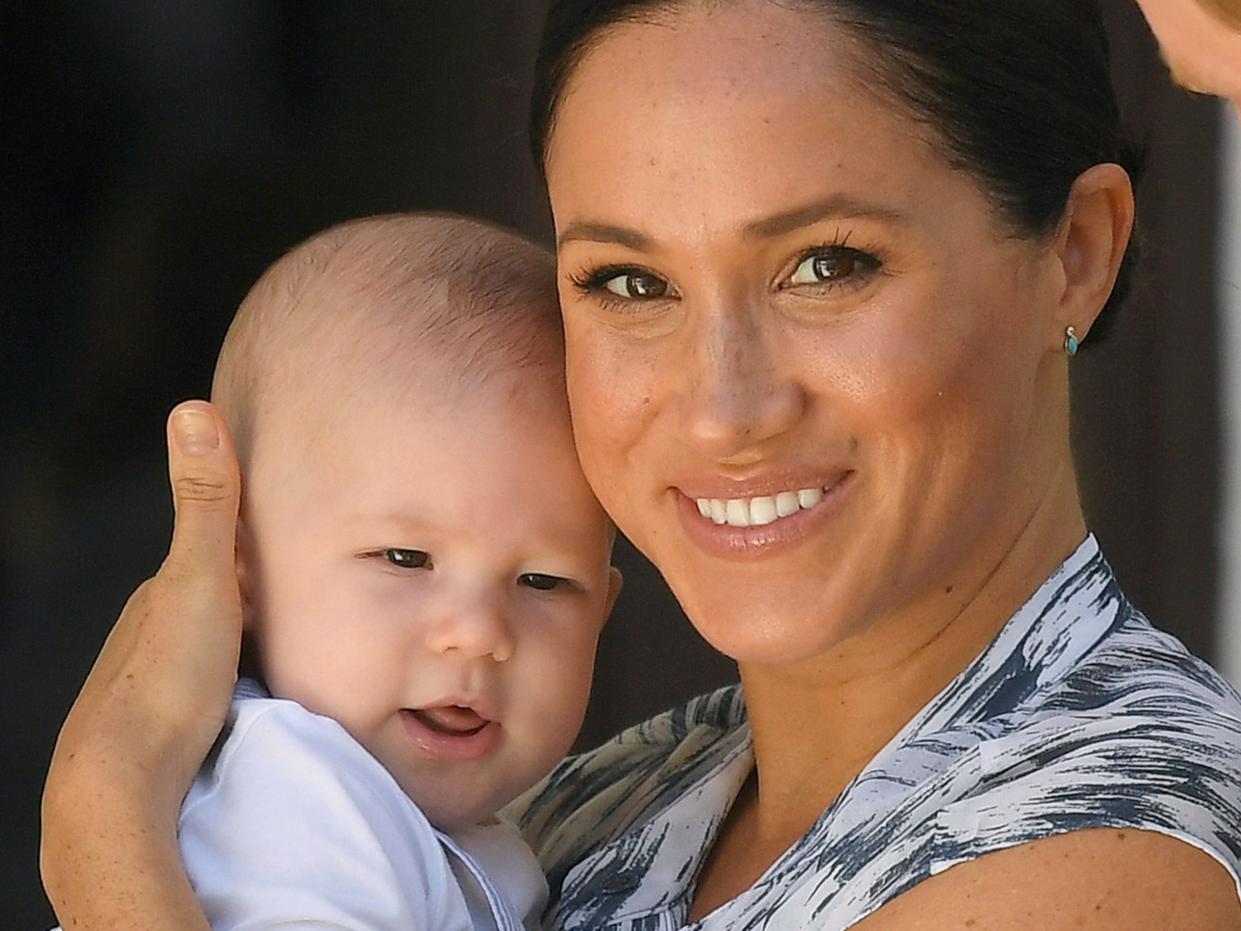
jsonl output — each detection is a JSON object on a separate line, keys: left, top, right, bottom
{"left": 1064, "top": 325, "right": 1080, "bottom": 357}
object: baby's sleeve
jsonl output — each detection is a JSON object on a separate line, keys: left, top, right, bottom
{"left": 178, "top": 700, "right": 471, "bottom": 931}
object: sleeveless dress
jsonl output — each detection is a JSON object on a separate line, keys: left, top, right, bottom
{"left": 510, "top": 536, "right": 1241, "bottom": 930}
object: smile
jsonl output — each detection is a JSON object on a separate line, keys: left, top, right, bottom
{"left": 693, "top": 483, "right": 839, "bottom": 528}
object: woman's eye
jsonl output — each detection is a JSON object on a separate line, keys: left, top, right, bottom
{"left": 787, "top": 247, "right": 871, "bottom": 287}
{"left": 519, "top": 572, "right": 568, "bottom": 591}
{"left": 384, "top": 548, "right": 430, "bottom": 569}
{"left": 602, "top": 270, "right": 668, "bottom": 299}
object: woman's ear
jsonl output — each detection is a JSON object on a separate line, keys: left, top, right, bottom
{"left": 1051, "top": 162, "right": 1136, "bottom": 345}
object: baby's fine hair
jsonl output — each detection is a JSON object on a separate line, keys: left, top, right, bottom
{"left": 212, "top": 212, "right": 560, "bottom": 463}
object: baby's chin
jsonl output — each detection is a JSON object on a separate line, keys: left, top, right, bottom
{"left": 382, "top": 762, "right": 510, "bottom": 832}
{"left": 408, "top": 791, "right": 501, "bottom": 833}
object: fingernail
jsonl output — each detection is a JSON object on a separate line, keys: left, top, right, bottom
{"left": 173, "top": 405, "right": 219, "bottom": 455}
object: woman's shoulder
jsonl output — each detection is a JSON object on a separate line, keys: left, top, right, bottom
{"left": 1062, "top": 607, "right": 1241, "bottom": 710}
{"left": 925, "top": 608, "right": 1241, "bottom": 895}
{"left": 1016, "top": 606, "right": 1241, "bottom": 758}
{"left": 769, "top": 601, "right": 1241, "bottom": 927}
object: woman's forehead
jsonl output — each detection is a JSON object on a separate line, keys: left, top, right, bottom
{"left": 551, "top": 3, "right": 852, "bottom": 122}
{"left": 545, "top": 5, "right": 950, "bottom": 241}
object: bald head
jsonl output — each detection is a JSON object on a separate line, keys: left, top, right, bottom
{"left": 212, "top": 213, "right": 561, "bottom": 465}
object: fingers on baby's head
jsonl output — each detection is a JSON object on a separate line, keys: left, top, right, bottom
{"left": 211, "top": 213, "right": 561, "bottom": 463}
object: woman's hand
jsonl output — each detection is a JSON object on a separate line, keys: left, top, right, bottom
{"left": 40, "top": 401, "right": 241, "bottom": 929}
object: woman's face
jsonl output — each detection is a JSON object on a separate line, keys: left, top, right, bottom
{"left": 546, "top": 2, "right": 1074, "bottom": 665}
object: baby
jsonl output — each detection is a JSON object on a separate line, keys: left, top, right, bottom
{"left": 179, "top": 213, "right": 619, "bottom": 929}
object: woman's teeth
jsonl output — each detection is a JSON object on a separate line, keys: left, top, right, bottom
{"left": 694, "top": 486, "right": 829, "bottom": 527}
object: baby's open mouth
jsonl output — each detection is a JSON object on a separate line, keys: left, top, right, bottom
{"left": 400, "top": 705, "right": 502, "bottom": 761}
{"left": 410, "top": 706, "right": 489, "bottom": 736}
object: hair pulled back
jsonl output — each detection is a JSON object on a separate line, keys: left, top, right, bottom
{"left": 530, "top": 0, "right": 1143, "bottom": 341}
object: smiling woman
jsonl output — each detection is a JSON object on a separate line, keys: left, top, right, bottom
{"left": 517, "top": 0, "right": 1241, "bottom": 926}
{"left": 37, "top": 1, "right": 1241, "bottom": 929}
{"left": 540, "top": 0, "right": 1135, "bottom": 672}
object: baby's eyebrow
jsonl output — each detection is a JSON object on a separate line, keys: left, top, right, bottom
{"left": 338, "top": 510, "right": 433, "bottom": 534}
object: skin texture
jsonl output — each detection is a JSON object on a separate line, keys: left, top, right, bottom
{"left": 544, "top": 2, "right": 1237, "bottom": 925}
{"left": 41, "top": 402, "right": 240, "bottom": 929}
{"left": 210, "top": 212, "right": 611, "bottom": 832}
{"left": 43, "top": 303, "right": 622, "bottom": 921}
{"left": 37, "top": 3, "right": 1240, "bottom": 928}
{"left": 552, "top": 12, "right": 1079, "bottom": 671}
{"left": 847, "top": 828, "right": 1241, "bottom": 930}
{"left": 244, "top": 365, "right": 618, "bottom": 831}
{"left": 1134, "top": 0, "right": 1241, "bottom": 109}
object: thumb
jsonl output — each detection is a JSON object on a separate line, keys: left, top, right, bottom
{"left": 162, "top": 400, "right": 241, "bottom": 588}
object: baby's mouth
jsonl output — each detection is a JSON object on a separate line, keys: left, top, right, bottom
{"left": 410, "top": 705, "right": 489, "bottom": 736}
{"left": 400, "top": 704, "right": 502, "bottom": 761}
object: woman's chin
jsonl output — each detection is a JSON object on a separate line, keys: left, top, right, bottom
{"left": 680, "top": 588, "right": 866, "bottom": 669}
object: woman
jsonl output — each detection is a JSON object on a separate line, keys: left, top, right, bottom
{"left": 41, "top": 1, "right": 1241, "bottom": 927}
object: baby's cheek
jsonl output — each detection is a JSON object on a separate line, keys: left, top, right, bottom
{"left": 524, "top": 643, "right": 593, "bottom": 745}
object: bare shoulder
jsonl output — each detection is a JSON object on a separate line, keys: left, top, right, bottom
{"left": 853, "top": 829, "right": 1241, "bottom": 930}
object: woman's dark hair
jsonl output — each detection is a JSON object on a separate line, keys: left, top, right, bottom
{"left": 530, "top": 0, "right": 1143, "bottom": 342}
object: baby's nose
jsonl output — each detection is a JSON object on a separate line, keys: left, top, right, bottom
{"left": 423, "top": 599, "right": 515, "bottom": 663}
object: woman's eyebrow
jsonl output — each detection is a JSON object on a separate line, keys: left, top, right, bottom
{"left": 556, "top": 196, "right": 909, "bottom": 251}
{"left": 741, "top": 195, "right": 910, "bottom": 240}
{"left": 556, "top": 222, "right": 650, "bottom": 250}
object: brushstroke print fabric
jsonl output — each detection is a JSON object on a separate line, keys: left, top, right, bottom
{"left": 512, "top": 536, "right": 1241, "bottom": 929}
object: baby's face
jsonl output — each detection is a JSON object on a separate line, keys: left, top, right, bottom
{"left": 242, "top": 367, "right": 618, "bottom": 830}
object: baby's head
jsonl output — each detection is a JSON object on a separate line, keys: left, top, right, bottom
{"left": 212, "top": 213, "right": 620, "bottom": 831}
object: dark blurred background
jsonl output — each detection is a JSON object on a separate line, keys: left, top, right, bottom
{"left": 2, "top": 1, "right": 1230, "bottom": 925}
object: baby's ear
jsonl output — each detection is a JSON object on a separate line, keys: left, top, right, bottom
{"left": 235, "top": 518, "right": 258, "bottom": 631}
{"left": 603, "top": 566, "right": 624, "bottom": 622}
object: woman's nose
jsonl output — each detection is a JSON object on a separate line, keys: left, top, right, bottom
{"left": 681, "top": 303, "right": 805, "bottom": 458}
{"left": 423, "top": 596, "right": 515, "bottom": 663}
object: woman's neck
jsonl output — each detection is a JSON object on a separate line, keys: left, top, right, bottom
{"left": 736, "top": 472, "right": 1087, "bottom": 847}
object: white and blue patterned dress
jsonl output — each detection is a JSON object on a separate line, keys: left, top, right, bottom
{"left": 511, "top": 536, "right": 1241, "bottom": 929}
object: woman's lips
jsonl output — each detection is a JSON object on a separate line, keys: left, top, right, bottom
{"left": 675, "top": 471, "right": 855, "bottom": 559}
{"left": 400, "top": 706, "right": 501, "bottom": 761}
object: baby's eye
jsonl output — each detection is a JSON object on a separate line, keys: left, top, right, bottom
{"left": 519, "top": 572, "right": 569, "bottom": 592}
{"left": 384, "top": 548, "right": 430, "bottom": 569}
{"left": 603, "top": 270, "right": 669, "bottom": 300}
{"left": 786, "top": 247, "right": 877, "bottom": 287}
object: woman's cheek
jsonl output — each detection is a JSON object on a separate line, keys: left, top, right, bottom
{"left": 852, "top": 280, "right": 1016, "bottom": 426}
{"left": 565, "top": 322, "right": 663, "bottom": 491}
